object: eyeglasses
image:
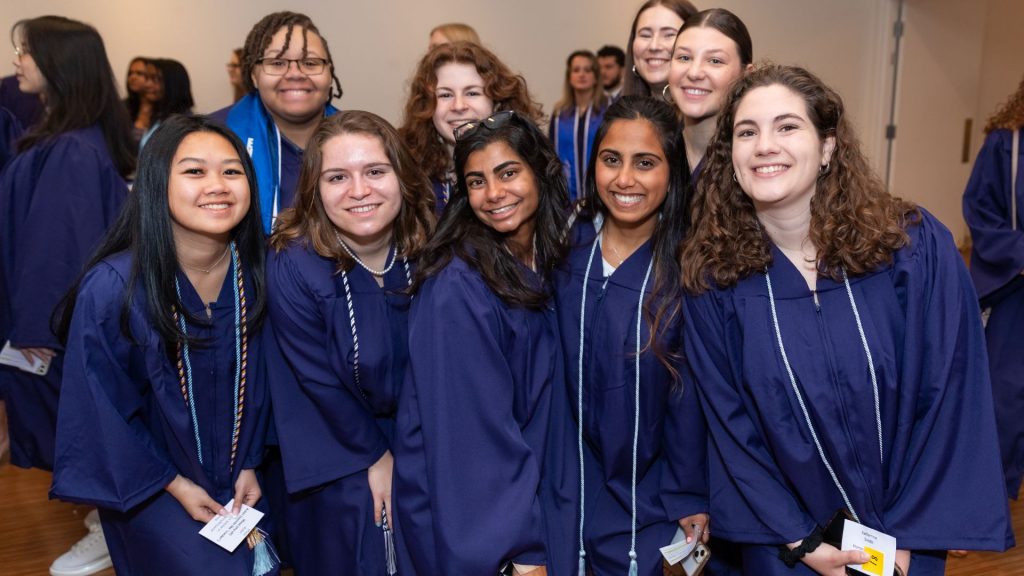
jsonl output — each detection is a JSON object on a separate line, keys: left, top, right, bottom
{"left": 225, "top": 63, "right": 241, "bottom": 70}
{"left": 255, "top": 57, "right": 329, "bottom": 76}
{"left": 452, "top": 110, "right": 517, "bottom": 141}
{"left": 13, "top": 45, "right": 29, "bottom": 60}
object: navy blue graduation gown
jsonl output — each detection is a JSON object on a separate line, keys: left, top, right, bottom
{"left": 266, "top": 240, "right": 412, "bottom": 574}
{"left": 963, "top": 128, "right": 1024, "bottom": 497}
{"left": 554, "top": 222, "right": 708, "bottom": 576}
{"left": 392, "top": 255, "right": 577, "bottom": 575}
{"left": 0, "top": 124, "right": 127, "bottom": 470}
{"left": 0, "top": 106, "right": 22, "bottom": 169}
{"left": 550, "top": 105, "right": 604, "bottom": 201}
{"left": 50, "top": 252, "right": 273, "bottom": 575}
{"left": 431, "top": 177, "right": 452, "bottom": 215}
{"left": 683, "top": 210, "right": 1013, "bottom": 575}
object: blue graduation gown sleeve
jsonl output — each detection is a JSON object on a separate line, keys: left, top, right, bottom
{"left": 399, "top": 263, "right": 549, "bottom": 573}
{"left": 49, "top": 263, "right": 179, "bottom": 512}
{"left": 963, "top": 129, "right": 1024, "bottom": 299}
{"left": 7, "top": 129, "right": 127, "bottom": 349}
{"left": 881, "top": 212, "right": 1013, "bottom": 551}
{"left": 266, "top": 246, "right": 387, "bottom": 492}
{"left": 683, "top": 291, "right": 818, "bottom": 544}
{"left": 659, "top": 367, "right": 709, "bottom": 522}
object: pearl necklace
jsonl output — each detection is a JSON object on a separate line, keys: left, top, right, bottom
{"left": 334, "top": 231, "right": 396, "bottom": 277}
{"left": 179, "top": 245, "right": 230, "bottom": 274}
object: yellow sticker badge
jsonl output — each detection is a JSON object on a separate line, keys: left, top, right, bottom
{"left": 861, "top": 547, "right": 884, "bottom": 576}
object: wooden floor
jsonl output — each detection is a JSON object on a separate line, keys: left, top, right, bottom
{"left": 0, "top": 458, "right": 1021, "bottom": 575}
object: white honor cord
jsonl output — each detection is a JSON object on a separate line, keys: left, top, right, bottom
{"left": 764, "top": 269, "right": 884, "bottom": 523}
{"left": 575, "top": 239, "right": 600, "bottom": 575}
{"left": 842, "top": 269, "right": 884, "bottom": 465}
{"left": 575, "top": 235, "right": 653, "bottom": 574}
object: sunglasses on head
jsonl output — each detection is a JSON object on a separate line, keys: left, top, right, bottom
{"left": 452, "top": 110, "right": 518, "bottom": 141}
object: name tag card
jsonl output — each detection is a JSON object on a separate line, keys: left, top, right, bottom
{"left": 660, "top": 527, "right": 698, "bottom": 565}
{"left": 198, "top": 500, "right": 264, "bottom": 552}
{"left": 0, "top": 341, "right": 49, "bottom": 375}
{"left": 841, "top": 519, "right": 897, "bottom": 576}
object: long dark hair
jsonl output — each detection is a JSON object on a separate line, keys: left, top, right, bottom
{"left": 12, "top": 16, "right": 135, "bottom": 177}
{"left": 150, "top": 59, "right": 195, "bottom": 123}
{"left": 677, "top": 8, "right": 753, "bottom": 67}
{"left": 56, "top": 115, "right": 266, "bottom": 353}
{"left": 622, "top": 0, "right": 698, "bottom": 98}
{"left": 412, "top": 113, "right": 569, "bottom": 308}
{"left": 578, "top": 95, "right": 689, "bottom": 377}
{"left": 125, "top": 56, "right": 147, "bottom": 123}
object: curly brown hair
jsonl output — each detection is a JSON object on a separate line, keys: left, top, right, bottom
{"left": 240, "top": 11, "right": 342, "bottom": 99}
{"left": 270, "top": 111, "right": 436, "bottom": 268}
{"left": 681, "top": 64, "right": 919, "bottom": 293}
{"left": 398, "top": 41, "right": 544, "bottom": 183}
{"left": 984, "top": 73, "right": 1024, "bottom": 134}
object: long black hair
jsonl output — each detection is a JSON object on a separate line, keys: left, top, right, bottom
{"left": 579, "top": 95, "right": 690, "bottom": 377}
{"left": 412, "top": 112, "right": 569, "bottom": 308}
{"left": 12, "top": 16, "right": 135, "bottom": 177}
{"left": 56, "top": 115, "right": 266, "bottom": 353}
{"left": 150, "top": 59, "right": 195, "bottom": 124}
{"left": 124, "top": 56, "right": 148, "bottom": 123}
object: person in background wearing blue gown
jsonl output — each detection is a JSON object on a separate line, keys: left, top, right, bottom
{"left": 963, "top": 72, "right": 1024, "bottom": 501}
{"left": 399, "top": 41, "right": 544, "bottom": 214}
{"left": 266, "top": 110, "right": 435, "bottom": 575}
{"left": 555, "top": 95, "right": 711, "bottom": 576}
{"left": 665, "top": 8, "right": 753, "bottom": 180}
{"left": 393, "top": 110, "right": 576, "bottom": 576}
{"left": 51, "top": 114, "right": 277, "bottom": 576}
{"left": 0, "top": 16, "right": 135, "bottom": 576}
{"left": 213, "top": 11, "right": 341, "bottom": 234}
{"left": 549, "top": 50, "right": 606, "bottom": 201}
{"left": 680, "top": 64, "right": 1014, "bottom": 575}
{"left": 138, "top": 58, "right": 195, "bottom": 150}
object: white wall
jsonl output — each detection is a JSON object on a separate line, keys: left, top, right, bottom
{"left": 1, "top": 0, "right": 892, "bottom": 165}
{"left": 888, "top": 0, "right": 1024, "bottom": 241}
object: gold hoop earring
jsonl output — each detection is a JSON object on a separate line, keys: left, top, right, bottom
{"left": 632, "top": 64, "right": 638, "bottom": 76}
{"left": 819, "top": 161, "right": 831, "bottom": 174}
{"left": 662, "top": 84, "right": 672, "bottom": 104}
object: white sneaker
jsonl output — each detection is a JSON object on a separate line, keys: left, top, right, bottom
{"left": 49, "top": 523, "right": 112, "bottom": 576}
{"left": 83, "top": 509, "right": 100, "bottom": 530}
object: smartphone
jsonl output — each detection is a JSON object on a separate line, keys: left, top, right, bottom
{"left": 680, "top": 542, "right": 711, "bottom": 576}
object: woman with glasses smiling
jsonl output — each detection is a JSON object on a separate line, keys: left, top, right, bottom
{"left": 213, "top": 11, "right": 342, "bottom": 234}
{"left": 393, "top": 111, "right": 576, "bottom": 576}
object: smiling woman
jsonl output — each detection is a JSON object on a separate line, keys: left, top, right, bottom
{"left": 213, "top": 11, "right": 342, "bottom": 233}
{"left": 266, "top": 110, "right": 435, "bottom": 575}
{"left": 399, "top": 41, "right": 543, "bottom": 214}
{"left": 622, "top": 0, "right": 697, "bottom": 98}
{"left": 393, "top": 111, "right": 576, "bottom": 576}
{"left": 51, "top": 115, "right": 275, "bottom": 576}
{"left": 680, "top": 64, "right": 1014, "bottom": 576}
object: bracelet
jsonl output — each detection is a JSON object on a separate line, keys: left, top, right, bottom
{"left": 778, "top": 526, "right": 824, "bottom": 568}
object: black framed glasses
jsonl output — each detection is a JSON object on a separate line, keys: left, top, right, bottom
{"left": 453, "top": 110, "right": 517, "bottom": 141}
{"left": 256, "top": 57, "right": 329, "bottom": 76}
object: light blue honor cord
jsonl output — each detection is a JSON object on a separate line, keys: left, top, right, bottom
{"left": 576, "top": 234, "right": 654, "bottom": 576}
{"left": 764, "top": 268, "right": 882, "bottom": 523}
